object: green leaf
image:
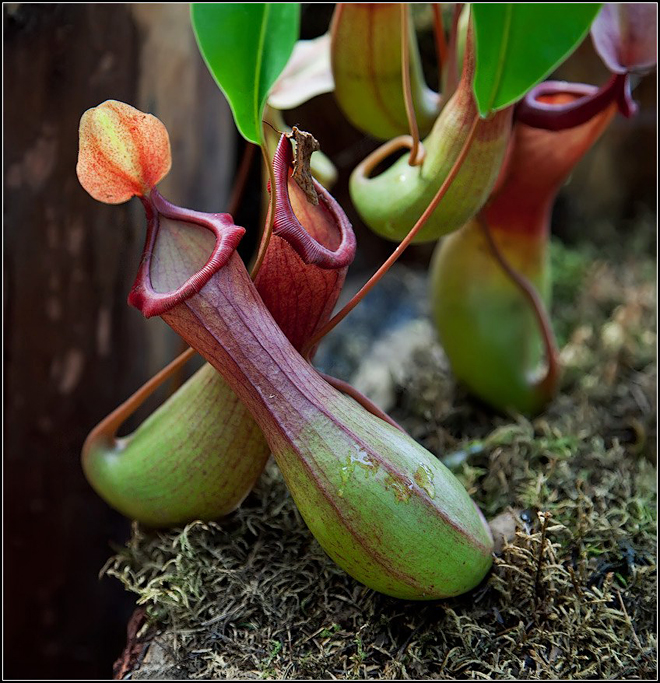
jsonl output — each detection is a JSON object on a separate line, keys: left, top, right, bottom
{"left": 472, "top": 3, "right": 601, "bottom": 117}
{"left": 191, "top": 3, "right": 300, "bottom": 144}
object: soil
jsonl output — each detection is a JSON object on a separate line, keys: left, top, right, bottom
{"left": 106, "top": 225, "right": 656, "bottom": 680}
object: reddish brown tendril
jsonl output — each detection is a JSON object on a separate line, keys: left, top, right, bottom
{"left": 316, "top": 370, "right": 405, "bottom": 432}
{"left": 301, "top": 114, "right": 481, "bottom": 359}
{"left": 476, "top": 212, "right": 560, "bottom": 402}
{"left": 268, "top": 135, "right": 355, "bottom": 269}
{"left": 401, "top": 4, "right": 425, "bottom": 166}
{"left": 82, "top": 346, "right": 196, "bottom": 458}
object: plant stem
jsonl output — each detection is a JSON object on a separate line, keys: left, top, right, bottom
{"left": 444, "top": 3, "right": 463, "bottom": 97}
{"left": 401, "top": 4, "right": 424, "bottom": 166}
{"left": 227, "top": 141, "right": 257, "bottom": 216}
{"left": 316, "top": 370, "right": 404, "bottom": 432}
{"left": 476, "top": 213, "right": 560, "bottom": 402}
{"left": 249, "top": 142, "right": 277, "bottom": 280}
{"left": 301, "top": 114, "right": 480, "bottom": 359}
{"left": 82, "top": 347, "right": 196, "bottom": 452}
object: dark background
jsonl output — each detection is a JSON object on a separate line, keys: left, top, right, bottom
{"left": 3, "top": 4, "right": 655, "bottom": 679}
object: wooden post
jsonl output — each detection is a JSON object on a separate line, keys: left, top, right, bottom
{"left": 4, "top": 4, "right": 235, "bottom": 677}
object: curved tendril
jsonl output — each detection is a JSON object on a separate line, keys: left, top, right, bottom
{"left": 401, "top": 4, "right": 424, "bottom": 167}
{"left": 269, "top": 135, "right": 356, "bottom": 269}
{"left": 316, "top": 370, "right": 405, "bottom": 433}
{"left": 82, "top": 347, "right": 196, "bottom": 456}
{"left": 476, "top": 213, "right": 560, "bottom": 403}
{"left": 301, "top": 115, "right": 480, "bottom": 359}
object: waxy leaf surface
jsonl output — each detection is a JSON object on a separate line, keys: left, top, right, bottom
{"left": 269, "top": 34, "right": 334, "bottom": 110}
{"left": 472, "top": 3, "right": 601, "bottom": 116}
{"left": 191, "top": 3, "right": 300, "bottom": 144}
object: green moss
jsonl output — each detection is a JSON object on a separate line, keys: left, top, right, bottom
{"left": 105, "top": 240, "right": 656, "bottom": 679}
{"left": 550, "top": 237, "right": 596, "bottom": 347}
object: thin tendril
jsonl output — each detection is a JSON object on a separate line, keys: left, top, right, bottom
{"left": 431, "top": 3, "right": 448, "bottom": 88}
{"left": 82, "top": 347, "right": 196, "bottom": 454}
{"left": 168, "top": 336, "right": 193, "bottom": 395}
{"left": 301, "top": 114, "right": 481, "bottom": 359}
{"left": 316, "top": 370, "right": 405, "bottom": 432}
{"left": 476, "top": 213, "right": 560, "bottom": 401}
{"left": 401, "top": 4, "right": 424, "bottom": 166}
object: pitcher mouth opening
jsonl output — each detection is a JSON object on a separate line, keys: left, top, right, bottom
{"left": 270, "top": 134, "right": 356, "bottom": 270}
{"left": 128, "top": 189, "right": 246, "bottom": 318}
{"left": 129, "top": 134, "right": 356, "bottom": 320}
{"left": 516, "top": 74, "right": 634, "bottom": 131}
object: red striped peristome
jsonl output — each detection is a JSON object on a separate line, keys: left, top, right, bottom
{"left": 127, "top": 189, "right": 246, "bottom": 318}
{"left": 257, "top": 135, "right": 356, "bottom": 353}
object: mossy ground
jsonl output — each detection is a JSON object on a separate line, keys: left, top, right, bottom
{"left": 106, "top": 229, "right": 656, "bottom": 680}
